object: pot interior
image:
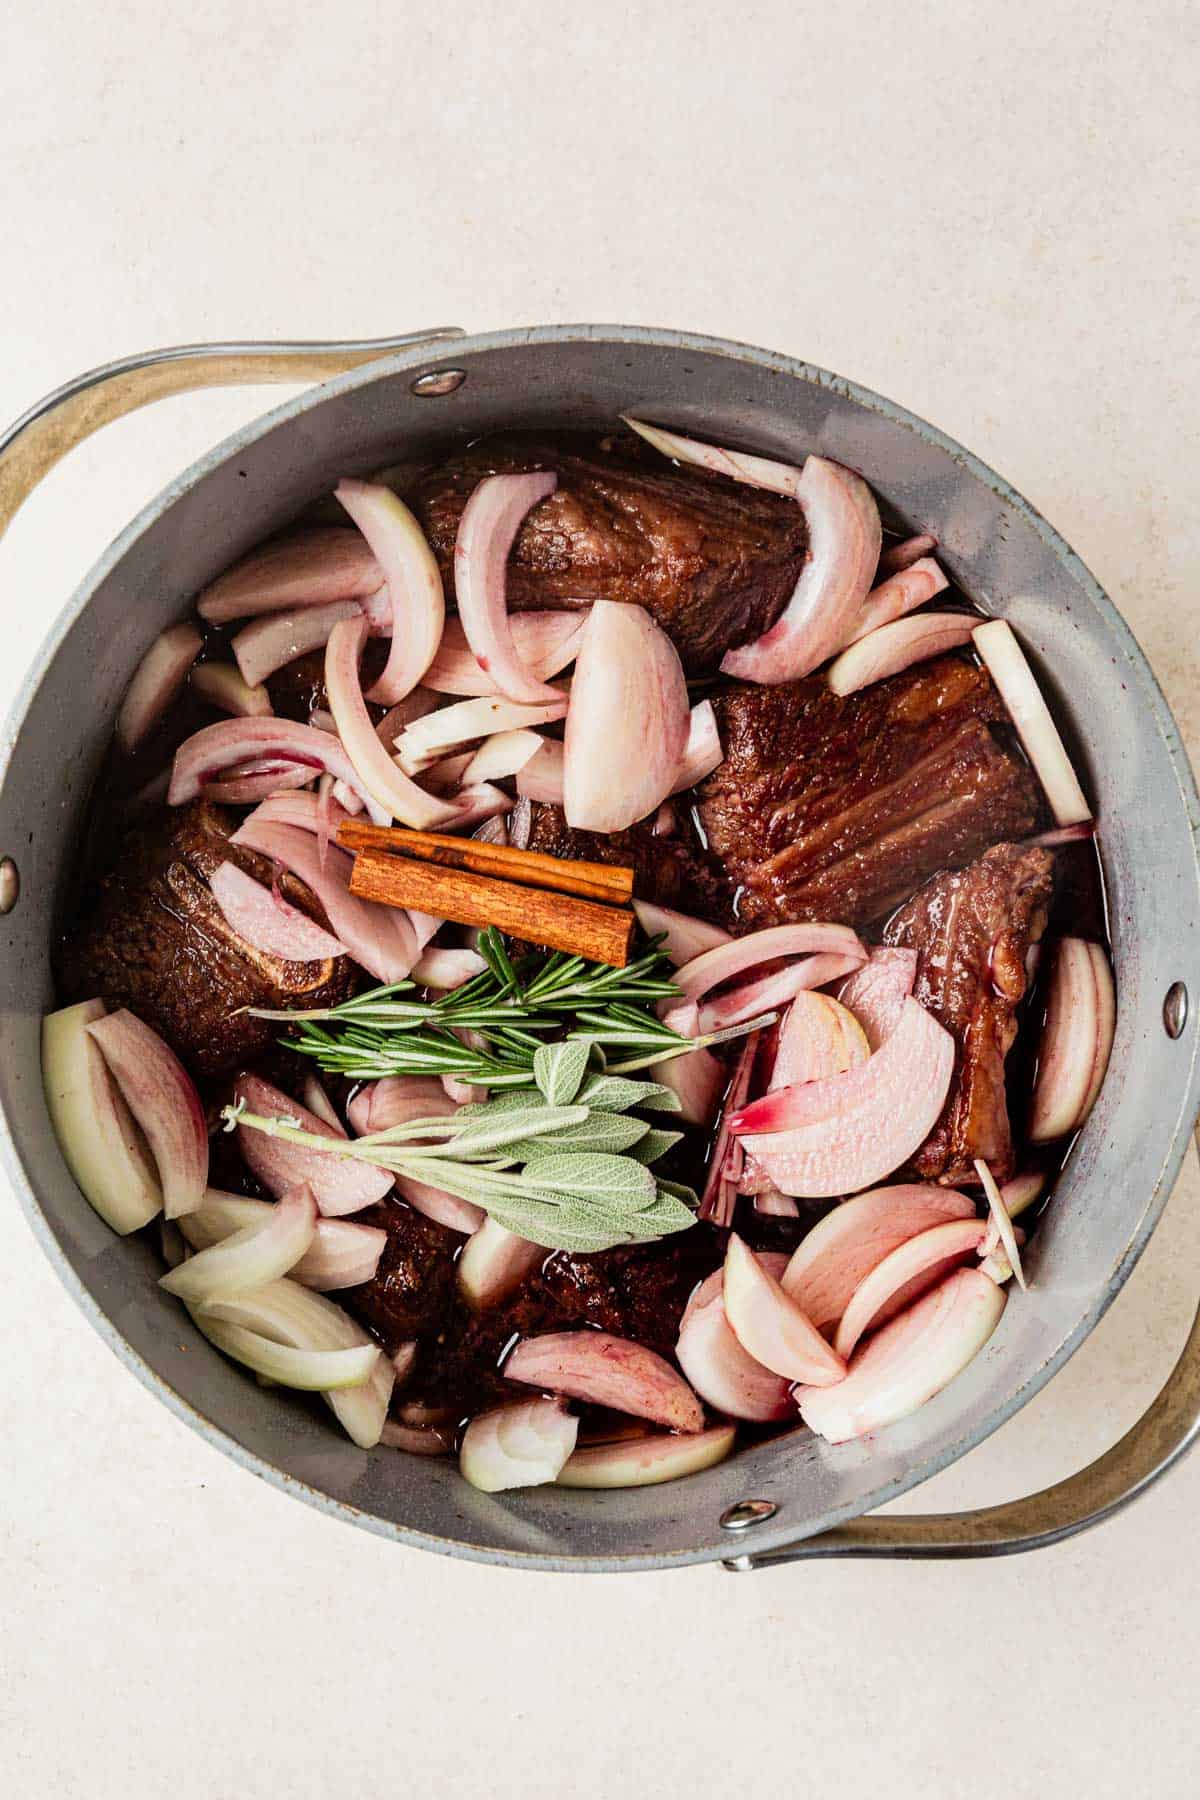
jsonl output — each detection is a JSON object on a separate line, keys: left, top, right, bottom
{"left": 2, "top": 326, "right": 1198, "bottom": 1570}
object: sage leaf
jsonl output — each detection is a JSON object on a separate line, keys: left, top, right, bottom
{"left": 508, "top": 1112, "right": 651, "bottom": 1159}
{"left": 533, "top": 1038, "right": 592, "bottom": 1107}
{"left": 442, "top": 1104, "right": 588, "bottom": 1158}
{"left": 627, "top": 1128, "right": 684, "bottom": 1166}
{"left": 576, "top": 1073, "right": 683, "bottom": 1114}
{"left": 515, "top": 1152, "right": 656, "bottom": 1214}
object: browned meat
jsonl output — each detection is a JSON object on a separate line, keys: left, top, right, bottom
{"left": 57, "top": 801, "right": 355, "bottom": 1081}
{"left": 698, "top": 655, "right": 1044, "bottom": 931}
{"left": 884, "top": 843, "right": 1054, "bottom": 1183}
{"left": 405, "top": 431, "right": 808, "bottom": 674}
{"left": 523, "top": 800, "right": 724, "bottom": 917}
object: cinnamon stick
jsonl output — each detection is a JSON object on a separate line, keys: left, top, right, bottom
{"left": 336, "top": 820, "right": 635, "bottom": 906}
{"left": 347, "top": 849, "right": 636, "bottom": 967}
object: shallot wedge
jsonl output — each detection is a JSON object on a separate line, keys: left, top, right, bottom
{"left": 723, "top": 1236, "right": 846, "bottom": 1386}
{"left": 999, "top": 1170, "right": 1047, "bottom": 1222}
{"left": 423, "top": 610, "right": 584, "bottom": 696}
{"left": 973, "top": 620, "right": 1092, "bottom": 826}
{"left": 412, "top": 946, "right": 488, "bottom": 989}
{"left": 325, "top": 614, "right": 461, "bottom": 828}
{"left": 301, "top": 1075, "right": 345, "bottom": 1135}
{"left": 733, "top": 998, "right": 954, "bottom": 1199}
{"left": 210, "top": 860, "right": 347, "bottom": 963}
{"left": 169, "top": 716, "right": 377, "bottom": 816}
{"left": 394, "top": 1171, "right": 484, "bottom": 1236}
{"left": 556, "top": 1424, "right": 737, "bottom": 1489}
{"left": 503, "top": 1330, "right": 704, "bottom": 1432}
{"left": 672, "top": 923, "right": 864, "bottom": 1010}
{"left": 458, "top": 1217, "right": 544, "bottom": 1308}
{"left": 781, "top": 1185, "right": 976, "bottom": 1330}
{"left": 234, "top": 1072, "right": 393, "bottom": 1216}
{"left": 334, "top": 479, "right": 444, "bottom": 704}
{"left": 770, "top": 992, "right": 869, "bottom": 1091}
{"left": 796, "top": 1267, "right": 1006, "bottom": 1444}
{"left": 670, "top": 700, "right": 724, "bottom": 792}
{"left": 42, "top": 1001, "right": 163, "bottom": 1235}
{"left": 836, "top": 947, "right": 917, "bottom": 1051}
{"left": 622, "top": 416, "right": 804, "bottom": 495}
{"left": 232, "top": 598, "right": 368, "bottom": 688}
{"left": 190, "top": 661, "right": 272, "bottom": 718}
{"left": 179, "top": 1190, "right": 386, "bottom": 1291}
{"left": 196, "top": 1318, "right": 381, "bottom": 1391}
{"left": 1029, "top": 937, "right": 1116, "bottom": 1142}
{"left": 826, "top": 611, "right": 974, "bottom": 697}
{"left": 196, "top": 528, "right": 383, "bottom": 623}
{"left": 460, "top": 1397, "right": 580, "bottom": 1493}
{"left": 394, "top": 692, "right": 568, "bottom": 774}
{"left": 848, "top": 555, "right": 949, "bottom": 643}
{"left": 676, "top": 1266, "right": 793, "bottom": 1422}
{"left": 160, "top": 1183, "right": 318, "bottom": 1307}
{"left": 117, "top": 623, "right": 203, "bottom": 752}
{"left": 721, "top": 457, "right": 882, "bottom": 684}
{"left": 696, "top": 954, "right": 863, "bottom": 1036}
{"left": 632, "top": 900, "right": 731, "bottom": 966}
{"left": 514, "top": 738, "right": 564, "bottom": 804}
{"left": 86, "top": 1009, "right": 207, "bottom": 1218}
{"left": 563, "top": 601, "right": 690, "bottom": 832}
{"left": 460, "top": 727, "right": 546, "bottom": 785}
{"left": 878, "top": 533, "right": 938, "bottom": 576}
{"left": 833, "top": 1218, "right": 989, "bottom": 1360}
{"left": 356, "top": 1074, "right": 456, "bottom": 1136}
{"left": 232, "top": 816, "right": 417, "bottom": 984}
{"left": 454, "top": 471, "right": 564, "bottom": 703}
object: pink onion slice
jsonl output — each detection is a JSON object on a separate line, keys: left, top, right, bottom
{"left": 325, "top": 615, "right": 461, "bottom": 828}
{"left": 826, "top": 611, "right": 974, "bottom": 697}
{"left": 231, "top": 598, "right": 366, "bottom": 688}
{"left": 116, "top": 623, "right": 203, "bottom": 753}
{"left": 972, "top": 620, "right": 1092, "bottom": 826}
{"left": 670, "top": 700, "right": 724, "bottom": 793}
{"left": 394, "top": 1171, "right": 484, "bottom": 1236}
{"left": 878, "top": 533, "right": 939, "bottom": 576}
{"left": 770, "top": 992, "right": 870, "bottom": 1091}
{"left": 249, "top": 789, "right": 352, "bottom": 835}
{"left": 161, "top": 1183, "right": 318, "bottom": 1306}
{"left": 196, "top": 528, "right": 383, "bottom": 624}
{"left": 210, "top": 860, "right": 347, "bottom": 963}
{"left": 696, "top": 953, "right": 864, "bottom": 1036}
{"left": 86, "top": 1008, "right": 208, "bottom": 1218}
{"left": 723, "top": 1235, "right": 846, "bottom": 1385}
{"left": 301, "top": 1075, "right": 345, "bottom": 1136}
{"left": 633, "top": 900, "right": 731, "bottom": 966}
{"left": 1029, "top": 937, "right": 1115, "bottom": 1142}
{"left": 514, "top": 738, "right": 565, "bottom": 804}
{"left": 721, "top": 457, "right": 882, "bottom": 684}
{"left": 503, "top": 1330, "right": 705, "bottom": 1432}
{"left": 356, "top": 1075, "right": 455, "bottom": 1137}
{"left": 374, "top": 686, "right": 441, "bottom": 750}
{"left": 412, "top": 947, "right": 488, "bottom": 989}
{"left": 556, "top": 1423, "right": 737, "bottom": 1489}
{"left": 394, "top": 692, "right": 568, "bottom": 774}
{"left": 460, "top": 727, "right": 546, "bottom": 785}
{"left": 458, "top": 1217, "right": 544, "bottom": 1309}
{"left": 199, "top": 759, "right": 321, "bottom": 805}
{"left": 42, "top": 1000, "right": 163, "bottom": 1234}
{"left": 1000, "top": 1170, "right": 1047, "bottom": 1222}
{"left": 836, "top": 947, "right": 917, "bottom": 1051}
{"left": 564, "top": 600, "right": 690, "bottom": 833}
{"left": 179, "top": 1191, "right": 386, "bottom": 1291}
{"left": 781, "top": 1184, "right": 976, "bottom": 1331}
{"left": 672, "top": 923, "right": 864, "bottom": 1009}
{"left": 454, "top": 472, "right": 565, "bottom": 703}
{"left": 621, "top": 417, "right": 803, "bottom": 496}
{"left": 848, "top": 556, "right": 949, "bottom": 644}
{"left": 234, "top": 1072, "right": 393, "bottom": 1216}
{"left": 833, "top": 1218, "right": 989, "bottom": 1359}
{"left": 334, "top": 478, "right": 445, "bottom": 705}
{"left": 734, "top": 999, "right": 955, "bottom": 1199}
{"left": 796, "top": 1267, "right": 1006, "bottom": 1444}
{"left": 460, "top": 1397, "right": 579, "bottom": 1493}
{"left": 231, "top": 817, "right": 417, "bottom": 983}
{"left": 423, "top": 610, "right": 584, "bottom": 696}
{"left": 190, "top": 661, "right": 273, "bottom": 719}
{"left": 676, "top": 1271, "right": 793, "bottom": 1421}
{"left": 170, "top": 716, "right": 377, "bottom": 816}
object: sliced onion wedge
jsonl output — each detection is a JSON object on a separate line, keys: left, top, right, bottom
{"left": 232, "top": 598, "right": 367, "bottom": 688}
{"left": 514, "top": 738, "right": 565, "bottom": 805}
{"left": 836, "top": 947, "right": 917, "bottom": 1050}
{"left": 503, "top": 1330, "right": 704, "bottom": 1431}
{"left": 796, "top": 1267, "right": 1006, "bottom": 1444}
{"left": 564, "top": 601, "right": 690, "bottom": 832}
{"left": 356, "top": 1074, "right": 456, "bottom": 1136}
{"left": 412, "top": 947, "right": 488, "bottom": 989}
{"left": 458, "top": 1217, "right": 544, "bottom": 1308}
{"left": 86, "top": 1008, "right": 207, "bottom": 1217}
{"left": 1029, "top": 937, "right": 1115, "bottom": 1142}
{"left": 771, "top": 992, "right": 870, "bottom": 1091}
{"left": 116, "top": 622, "right": 203, "bottom": 752}
{"left": 42, "top": 1000, "right": 163, "bottom": 1234}
{"left": 196, "top": 1318, "right": 380, "bottom": 1390}
{"left": 733, "top": 998, "right": 954, "bottom": 1199}
{"left": 459, "top": 1397, "right": 579, "bottom": 1493}
{"left": 334, "top": 479, "right": 444, "bottom": 704}
{"left": 556, "top": 1423, "right": 737, "bottom": 1489}
{"left": 696, "top": 954, "right": 863, "bottom": 1036}
{"left": 723, "top": 1235, "right": 846, "bottom": 1385}
{"left": 235, "top": 1072, "right": 392, "bottom": 1215}
{"left": 301, "top": 1075, "right": 345, "bottom": 1135}
{"left": 826, "top": 611, "right": 974, "bottom": 697}
{"left": 833, "top": 1218, "right": 989, "bottom": 1359}
{"left": 170, "top": 716, "right": 377, "bottom": 815}
{"left": 676, "top": 1270, "right": 793, "bottom": 1421}
{"left": 210, "top": 860, "right": 346, "bottom": 963}
{"left": 670, "top": 700, "right": 723, "bottom": 793}
{"left": 394, "top": 692, "right": 568, "bottom": 774}
{"left": 460, "top": 727, "right": 546, "bottom": 785}
{"left": 878, "top": 533, "right": 938, "bottom": 576}
{"left": 848, "top": 555, "right": 949, "bottom": 643}
{"left": 161, "top": 1183, "right": 318, "bottom": 1305}
{"left": 325, "top": 614, "right": 460, "bottom": 827}
{"left": 1000, "top": 1170, "right": 1047, "bottom": 1221}
{"left": 633, "top": 899, "right": 731, "bottom": 966}
{"left": 973, "top": 620, "right": 1092, "bottom": 826}
{"left": 623, "top": 416, "right": 804, "bottom": 493}
{"left": 454, "top": 472, "right": 564, "bottom": 703}
{"left": 180, "top": 1190, "right": 386, "bottom": 1290}
{"left": 197, "top": 528, "right": 382, "bottom": 623}
{"left": 781, "top": 1184, "right": 976, "bottom": 1331}
{"left": 190, "top": 661, "right": 273, "bottom": 718}
{"left": 672, "top": 923, "right": 864, "bottom": 1009}
{"left": 721, "top": 457, "right": 882, "bottom": 684}
{"left": 423, "top": 610, "right": 584, "bottom": 697}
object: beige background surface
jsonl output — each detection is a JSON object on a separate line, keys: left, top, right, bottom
{"left": 2, "top": 3, "right": 1198, "bottom": 1795}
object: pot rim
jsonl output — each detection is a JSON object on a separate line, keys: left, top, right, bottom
{"left": 4, "top": 322, "right": 1199, "bottom": 1571}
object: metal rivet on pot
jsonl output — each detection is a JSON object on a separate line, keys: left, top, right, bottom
{"left": 1164, "top": 981, "right": 1188, "bottom": 1039}
{"left": 410, "top": 368, "right": 467, "bottom": 397}
{"left": 0, "top": 857, "right": 18, "bottom": 915}
{"left": 720, "top": 1498, "right": 778, "bottom": 1532}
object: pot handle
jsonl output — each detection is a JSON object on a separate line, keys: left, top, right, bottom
{"left": 0, "top": 328, "right": 466, "bottom": 538}
{"left": 722, "top": 1132, "right": 1200, "bottom": 1569}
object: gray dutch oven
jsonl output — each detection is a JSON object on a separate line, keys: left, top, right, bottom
{"left": 2, "top": 324, "right": 1200, "bottom": 1574}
